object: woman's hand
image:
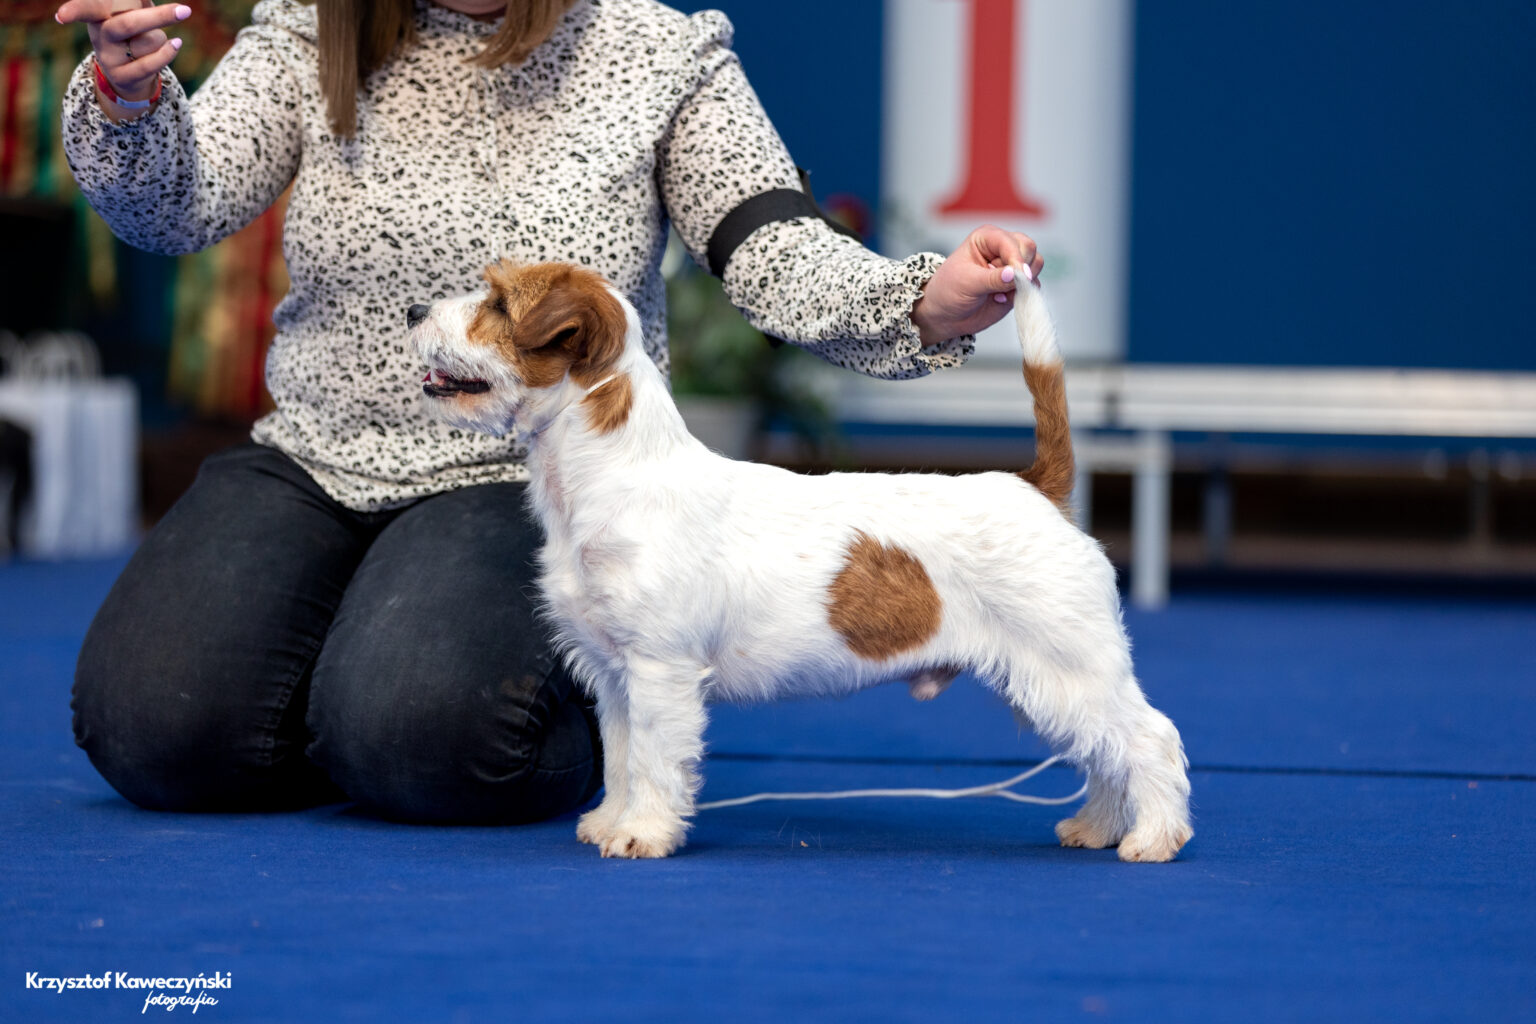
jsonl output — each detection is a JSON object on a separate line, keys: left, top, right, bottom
{"left": 910, "top": 224, "right": 1045, "bottom": 346}
{"left": 56, "top": 0, "right": 191, "bottom": 111}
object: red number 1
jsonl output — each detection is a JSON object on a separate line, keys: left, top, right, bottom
{"left": 935, "top": 0, "right": 1048, "bottom": 219}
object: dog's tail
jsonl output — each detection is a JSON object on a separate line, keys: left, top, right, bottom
{"left": 1013, "top": 273, "right": 1075, "bottom": 515}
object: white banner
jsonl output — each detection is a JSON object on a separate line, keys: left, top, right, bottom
{"left": 882, "top": 0, "right": 1134, "bottom": 364}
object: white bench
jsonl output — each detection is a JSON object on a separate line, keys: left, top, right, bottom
{"left": 819, "top": 364, "right": 1536, "bottom": 608}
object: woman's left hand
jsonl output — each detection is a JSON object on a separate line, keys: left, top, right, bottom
{"left": 910, "top": 224, "right": 1044, "bottom": 346}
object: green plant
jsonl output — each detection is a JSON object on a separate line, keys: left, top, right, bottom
{"left": 663, "top": 265, "right": 770, "bottom": 399}
{"left": 664, "top": 263, "right": 841, "bottom": 459}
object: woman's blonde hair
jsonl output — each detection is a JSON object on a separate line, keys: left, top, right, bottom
{"left": 313, "top": 0, "right": 580, "bottom": 137}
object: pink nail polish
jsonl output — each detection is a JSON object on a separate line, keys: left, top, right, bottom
{"left": 1001, "top": 265, "right": 1015, "bottom": 285}
{"left": 171, "top": 36, "right": 183, "bottom": 50}
{"left": 1021, "top": 264, "right": 1034, "bottom": 282}
{"left": 175, "top": 5, "right": 192, "bottom": 19}
{"left": 994, "top": 293, "right": 1008, "bottom": 304}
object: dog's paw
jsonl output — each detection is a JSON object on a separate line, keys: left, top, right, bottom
{"left": 576, "top": 801, "right": 625, "bottom": 846}
{"left": 1055, "top": 812, "right": 1123, "bottom": 851}
{"left": 1115, "top": 822, "right": 1193, "bottom": 863}
{"left": 598, "top": 819, "right": 685, "bottom": 859}
{"left": 577, "top": 798, "right": 623, "bottom": 847}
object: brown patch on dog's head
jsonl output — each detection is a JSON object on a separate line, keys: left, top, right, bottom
{"left": 469, "top": 260, "right": 629, "bottom": 392}
{"left": 582, "top": 372, "right": 634, "bottom": 435}
{"left": 827, "top": 531, "right": 942, "bottom": 661}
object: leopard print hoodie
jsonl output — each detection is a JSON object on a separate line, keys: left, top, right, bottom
{"left": 63, "top": 0, "right": 972, "bottom": 510}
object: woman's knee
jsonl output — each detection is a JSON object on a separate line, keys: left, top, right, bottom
{"left": 306, "top": 483, "right": 600, "bottom": 824}
{"left": 72, "top": 623, "right": 335, "bottom": 813}
{"left": 307, "top": 662, "right": 601, "bottom": 825}
{"left": 68, "top": 443, "right": 363, "bottom": 812}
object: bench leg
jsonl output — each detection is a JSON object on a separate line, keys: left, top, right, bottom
{"left": 1072, "top": 459, "right": 1094, "bottom": 532}
{"left": 1203, "top": 465, "right": 1232, "bottom": 567}
{"left": 1131, "top": 432, "right": 1172, "bottom": 610}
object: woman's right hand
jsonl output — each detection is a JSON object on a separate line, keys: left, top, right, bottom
{"left": 56, "top": 0, "right": 192, "bottom": 106}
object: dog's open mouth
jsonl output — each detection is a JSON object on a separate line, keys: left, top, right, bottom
{"left": 422, "top": 368, "right": 490, "bottom": 398}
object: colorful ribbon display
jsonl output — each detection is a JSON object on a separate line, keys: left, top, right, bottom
{"left": 2, "top": 4, "right": 281, "bottom": 421}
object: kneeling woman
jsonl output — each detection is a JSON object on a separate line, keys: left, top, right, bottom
{"left": 57, "top": 0, "right": 1040, "bottom": 822}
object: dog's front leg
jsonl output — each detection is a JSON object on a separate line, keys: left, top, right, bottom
{"left": 576, "top": 683, "right": 632, "bottom": 847}
{"left": 597, "top": 654, "right": 708, "bottom": 859}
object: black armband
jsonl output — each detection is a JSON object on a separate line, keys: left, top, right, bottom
{"left": 705, "top": 168, "right": 861, "bottom": 278}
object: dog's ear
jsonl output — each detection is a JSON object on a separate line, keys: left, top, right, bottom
{"left": 513, "top": 268, "right": 628, "bottom": 382}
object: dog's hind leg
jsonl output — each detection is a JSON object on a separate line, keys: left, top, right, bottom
{"left": 1000, "top": 648, "right": 1192, "bottom": 863}
{"left": 1050, "top": 696, "right": 1191, "bottom": 861}
{"left": 1104, "top": 703, "right": 1192, "bottom": 862}
{"left": 595, "top": 655, "right": 708, "bottom": 859}
{"left": 1054, "top": 763, "right": 1134, "bottom": 851}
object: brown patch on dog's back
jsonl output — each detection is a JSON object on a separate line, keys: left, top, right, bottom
{"left": 583, "top": 372, "right": 633, "bottom": 435}
{"left": 471, "top": 261, "right": 629, "bottom": 389}
{"left": 827, "top": 531, "right": 942, "bottom": 660}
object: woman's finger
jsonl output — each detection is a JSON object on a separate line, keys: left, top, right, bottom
{"left": 99, "top": 4, "right": 192, "bottom": 46}
{"left": 1000, "top": 231, "right": 1043, "bottom": 284}
{"left": 114, "top": 27, "right": 170, "bottom": 65}
{"left": 97, "top": 37, "right": 182, "bottom": 101}
{"left": 1009, "top": 232, "right": 1037, "bottom": 273}
{"left": 55, "top": 0, "right": 124, "bottom": 26}
{"left": 111, "top": 36, "right": 182, "bottom": 91}
{"left": 968, "top": 224, "right": 1037, "bottom": 277}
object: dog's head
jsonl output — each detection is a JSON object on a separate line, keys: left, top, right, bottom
{"left": 410, "top": 260, "right": 629, "bottom": 436}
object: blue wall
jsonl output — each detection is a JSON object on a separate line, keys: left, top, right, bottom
{"left": 679, "top": 0, "right": 1535, "bottom": 371}
{"left": 670, "top": 1, "right": 886, "bottom": 226}
{"left": 1128, "top": 1, "right": 1536, "bottom": 370}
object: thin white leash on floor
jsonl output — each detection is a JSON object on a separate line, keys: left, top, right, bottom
{"left": 695, "top": 754, "right": 1089, "bottom": 811}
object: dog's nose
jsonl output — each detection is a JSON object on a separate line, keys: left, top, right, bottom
{"left": 406, "top": 304, "right": 430, "bottom": 329}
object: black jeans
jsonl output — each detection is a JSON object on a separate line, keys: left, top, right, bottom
{"left": 72, "top": 443, "right": 601, "bottom": 823}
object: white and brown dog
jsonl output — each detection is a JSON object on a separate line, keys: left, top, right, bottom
{"left": 410, "top": 260, "right": 1192, "bottom": 862}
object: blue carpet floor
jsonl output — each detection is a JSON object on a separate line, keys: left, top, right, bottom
{"left": 2, "top": 556, "right": 1533, "bottom": 1022}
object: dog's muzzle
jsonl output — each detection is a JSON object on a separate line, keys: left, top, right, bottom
{"left": 409, "top": 304, "right": 491, "bottom": 397}
{"left": 422, "top": 368, "right": 491, "bottom": 398}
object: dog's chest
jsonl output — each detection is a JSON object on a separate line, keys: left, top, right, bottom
{"left": 538, "top": 529, "right": 653, "bottom": 646}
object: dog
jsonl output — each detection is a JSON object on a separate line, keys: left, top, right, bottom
{"left": 409, "top": 259, "right": 1193, "bottom": 862}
